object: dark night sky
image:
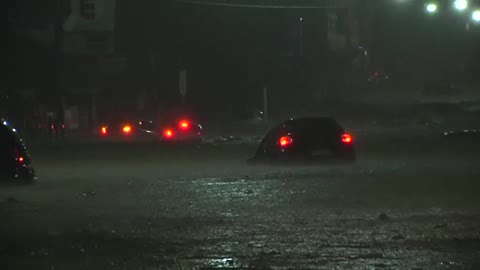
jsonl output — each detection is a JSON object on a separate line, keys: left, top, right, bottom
{"left": 5, "top": 0, "right": 480, "bottom": 119}
{"left": 115, "top": 0, "right": 331, "bottom": 116}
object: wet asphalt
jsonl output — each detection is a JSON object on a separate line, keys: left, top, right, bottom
{"left": 1, "top": 132, "right": 480, "bottom": 270}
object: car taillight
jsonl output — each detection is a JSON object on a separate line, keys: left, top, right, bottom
{"left": 123, "top": 125, "right": 132, "bottom": 134}
{"left": 14, "top": 147, "right": 25, "bottom": 166}
{"left": 342, "top": 133, "right": 353, "bottom": 144}
{"left": 179, "top": 120, "right": 190, "bottom": 130}
{"left": 164, "top": 129, "right": 174, "bottom": 138}
{"left": 279, "top": 136, "right": 293, "bottom": 147}
{"left": 101, "top": 126, "right": 108, "bottom": 135}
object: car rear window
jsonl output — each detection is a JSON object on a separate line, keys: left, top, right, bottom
{"left": 283, "top": 118, "right": 344, "bottom": 134}
{"left": 137, "top": 121, "right": 155, "bottom": 131}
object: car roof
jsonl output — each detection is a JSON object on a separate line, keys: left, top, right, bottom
{"left": 282, "top": 117, "right": 339, "bottom": 126}
{"left": 274, "top": 117, "right": 344, "bottom": 134}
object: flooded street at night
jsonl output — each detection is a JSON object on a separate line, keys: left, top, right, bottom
{"left": 2, "top": 129, "right": 480, "bottom": 270}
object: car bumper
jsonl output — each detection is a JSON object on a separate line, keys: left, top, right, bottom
{"left": 253, "top": 147, "right": 356, "bottom": 164}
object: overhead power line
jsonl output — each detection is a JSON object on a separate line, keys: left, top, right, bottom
{"left": 175, "top": 0, "right": 351, "bottom": 9}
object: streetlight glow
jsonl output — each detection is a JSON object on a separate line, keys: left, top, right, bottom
{"left": 473, "top": 10, "right": 480, "bottom": 22}
{"left": 454, "top": 0, "right": 468, "bottom": 11}
{"left": 426, "top": 3, "right": 437, "bottom": 13}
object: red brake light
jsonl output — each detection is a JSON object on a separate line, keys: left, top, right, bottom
{"left": 164, "top": 129, "right": 174, "bottom": 138}
{"left": 179, "top": 120, "right": 190, "bottom": 129}
{"left": 123, "top": 125, "right": 132, "bottom": 134}
{"left": 342, "top": 133, "right": 353, "bottom": 143}
{"left": 279, "top": 136, "right": 293, "bottom": 147}
{"left": 101, "top": 126, "right": 108, "bottom": 135}
{"left": 14, "top": 147, "right": 25, "bottom": 165}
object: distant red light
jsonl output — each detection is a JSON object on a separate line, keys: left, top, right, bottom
{"left": 279, "top": 136, "right": 293, "bottom": 147}
{"left": 123, "top": 125, "right": 132, "bottom": 134}
{"left": 101, "top": 126, "right": 108, "bottom": 135}
{"left": 342, "top": 133, "right": 353, "bottom": 143}
{"left": 13, "top": 147, "right": 24, "bottom": 165}
{"left": 164, "top": 129, "right": 174, "bottom": 138}
{"left": 179, "top": 120, "right": 190, "bottom": 129}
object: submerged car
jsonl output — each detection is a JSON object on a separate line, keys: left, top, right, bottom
{"left": 97, "top": 116, "right": 203, "bottom": 143}
{"left": 248, "top": 117, "right": 356, "bottom": 164}
{"left": 159, "top": 117, "right": 203, "bottom": 142}
{"left": 97, "top": 120, "right": 157, "bottom": 142}
{"left": 0, "top": 120, "right": 36, "bottom": 182}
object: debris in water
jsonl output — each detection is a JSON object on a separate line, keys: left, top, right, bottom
{"left": 7, "top": 197, "right": 18, "bottom": 203}
{"left": 81, "top": 189, "right": 96, "bottom": 198}
{"left": 392, "top": 234, "right": 404, "bottom": 240}
{"left": 378, "top": 213, "right": 390, "bottom": 221}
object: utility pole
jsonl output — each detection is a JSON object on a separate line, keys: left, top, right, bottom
{"left": 53, "top": 0, "right": 66, "bottom": 135}
{"left": 179, "top": 68, "right": 187, "bottom": 105}
{"left": 299, "top": 17, "right": 304, "bottom": 57}
{"left": 262, "top": 87, "right": 268, "bottom": 122}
